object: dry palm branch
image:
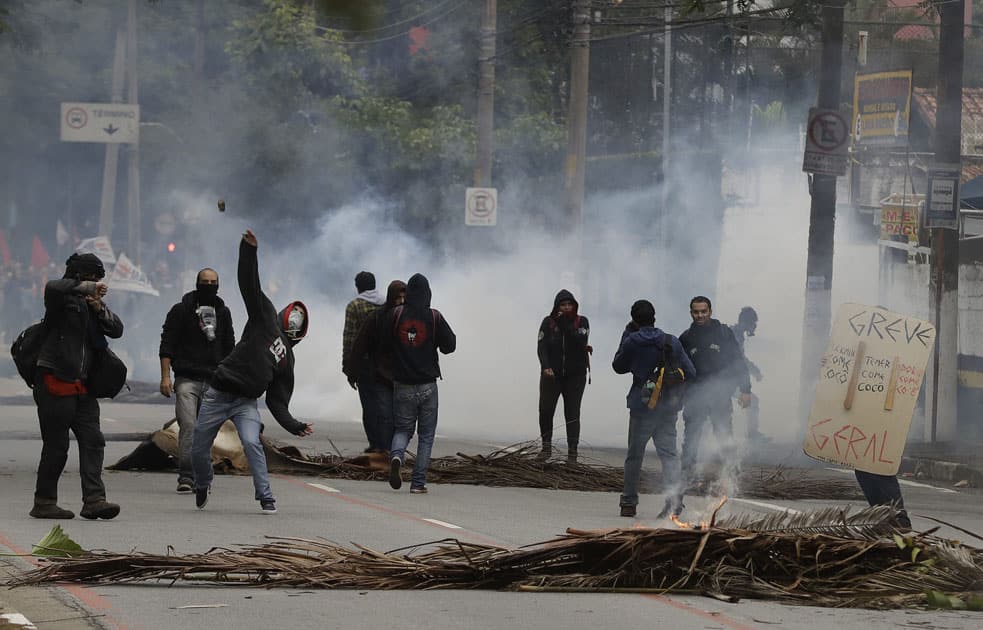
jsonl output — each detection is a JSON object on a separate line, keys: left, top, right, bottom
{"left": 273, "top": 440, "right": 863, "bottom": 500}
{"left": 9, "top": 505, "right": 982, "bottom": 609}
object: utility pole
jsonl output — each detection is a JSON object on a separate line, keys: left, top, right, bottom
{"left": 194, "top": 0, "right": 207, "bottom": 90}
{"left": 98, "top": 28, "right": 126, "bottom": 237}
{"left": 928, "top": 0, "right": 964, "bottom": 441}
{"left": 474, "top": 0, "right": 496, "bottom": 187}
{"left": 798, "top": 0, "right": 847, "bottom": 420}
{"left": 659, "top": 4, "right": 671, "bottom": 248}
{"left": 564, "top": 0, "right": 591, "bottom": 232}
{"left": 126, "top": 0, "right": 142, "bottom": 264}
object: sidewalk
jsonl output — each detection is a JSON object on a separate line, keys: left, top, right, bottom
{"left": 900, "top": 441, "right": 983, "bottom": 488}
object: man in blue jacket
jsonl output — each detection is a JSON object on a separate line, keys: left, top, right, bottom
{"left": 613, "top": 300, "right": 695, "bottom": 518}
{"left": 191, "top": 230, "right": 313, "bottom": 515}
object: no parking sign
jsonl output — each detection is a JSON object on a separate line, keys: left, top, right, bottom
{"left": 465, "top": 188, "right": 497, "bottom": 226}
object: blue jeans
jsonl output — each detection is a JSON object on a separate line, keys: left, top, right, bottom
{"left": 621, "top": 407, "right": 680, "bottom": 507}
{"left": 390, "top": 381, "right": 438, "bottom": 489}
{"left": 174, "top": 377, "right": 208, "bottom": 484}
{"left": 191, "top": 387, "right": 273, "bottom": 502}
{"left": 375, "top": 381, "right": 395, "bottom": 453}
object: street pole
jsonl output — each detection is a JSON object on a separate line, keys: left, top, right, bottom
{"left": 126, "top": 0, "right": 142, "bottom": 264}
{"left": 798, "top": 0, "right": 846, "bottom": 420}
{"left": 659, "top": 5, "right": 671, "bottom": 248}
{"left": 564, "top": 0, "right": 590, "bottom": 232}
{"left": 98, "top": 28, "right": 126, "bottom": 237}
{"left": 474, "top": 0, "right": 496, "bottom": 187}
{"left": 928, "top": 0, "right": 964, "bottom": 442}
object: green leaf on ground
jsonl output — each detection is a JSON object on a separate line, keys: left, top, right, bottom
{"left": 31, "top": 525, "right": 85, "bottom": 557}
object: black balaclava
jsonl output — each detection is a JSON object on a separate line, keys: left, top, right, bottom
{"left": 64, "top": 253, "right": 105, "bottom": 280}
{"left": 196, "top": 281, "right": 219, "bottom": 306}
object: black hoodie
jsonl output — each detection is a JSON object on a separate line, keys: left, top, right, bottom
{"left": 390, "top": 274, "right": 456, "bottom": 384}
{"left": 537, "top": 289, "right": 590, "bottom": 378}
{"left": 159, "top": 291, "right": 235, "bottom": 381}
{"left": 679, "top": 318, "right": 750, "bottom": 394}
{"left": 210, "top": 239, "right": 309, "bottom": 435}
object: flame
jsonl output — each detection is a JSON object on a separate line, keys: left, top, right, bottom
{"left": 669, "top": 496, "right": 728, "bottom": 530}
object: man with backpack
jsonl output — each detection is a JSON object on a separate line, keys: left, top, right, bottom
{"left": 679, "top": 296, "right": 752, "bottom": 487}
{"left": 29, "top": 253, "right": 124, "bottom": 520}
{"left": 158, "top": 267, "right": 236, "bottom": 494}
{"left": 387, "top": 273, "right": 456, "bottom": 494}
{"left": 613, "top": 300, "right": 695, "bottom": 518}
{"left": 536, "top": 289, "right": 591, "bottom": 462}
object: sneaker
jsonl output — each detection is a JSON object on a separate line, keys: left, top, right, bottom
{"left": 176, "top": 481, "right": 193, "bottom": 494}
{"left": 79, "top": 500, "right": 120, "bottom": 520}
{"left": 620, "top": 504, "right": 637, "bottom": 518}
{"left": 195, "top": 486, "right": 210, "bottom": 510}
{"left": 536, "top": 447, "right": 552, "bottom": 461}
{"left": 409, "top": 486, "right": 428, "bottom": 494}
{"left": 388, "top": 457, "right": 402, "bottom": 490}
{"left": 260, "top": 500, "right": 277, "bottom": 515}
{"left": 29, "top": 504, "right": 75, "bottom": 519}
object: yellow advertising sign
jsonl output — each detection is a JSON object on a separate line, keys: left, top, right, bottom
{"left": 852, "top": 70, "right": 913, "bottom": 147}
{"left": 803, "top": 304, "right": 935, "bottom": 475}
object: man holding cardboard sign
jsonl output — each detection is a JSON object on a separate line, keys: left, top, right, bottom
{"left": 804, "top": 303, "right": 936, "bottom": 528}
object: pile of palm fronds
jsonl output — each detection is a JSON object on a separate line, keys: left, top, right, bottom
{"left": 9, "top": 505, "right": 982, "bottom": 609}
{"left": 276, "top": 441, "right": 863, "bottom": 500}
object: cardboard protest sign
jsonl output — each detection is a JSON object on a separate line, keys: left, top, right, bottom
{"left": 803, "top": 303, "right": 935, "bottom": 475}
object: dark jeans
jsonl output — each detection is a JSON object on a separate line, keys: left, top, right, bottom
{"left": 375, "top": 380, "right": 395, "bottom": 452}
{"left": 34, "top": 382, "right": 107, "bottom": 505}
{"left": 538, "top": 373, "right": 586, "bottom": 450}
{"left": 681, "top": 387, "right": 734, "bottom": 480}
{"left": 390, "top": 381, "right": 439, "bottom": 489}
{"left": 357, "top": 370, "right": 385, "bottom": 451}
{"left": 855, "top": 471, "right": 910, "bottom": 526}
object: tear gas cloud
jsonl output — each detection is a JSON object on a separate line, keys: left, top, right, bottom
{"left": 1, "top": 2, "right": 887, "bottom": 455}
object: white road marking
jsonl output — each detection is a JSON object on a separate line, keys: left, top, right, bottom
{"left": 1, "top": 613, "right": 38, "bottom": 629}
{"left": 103, "top": 417, "right": 117, "bottom": 423}
{"left": 488, "top": 443, "right": 521, "bottom": 453}
{"left": 728, "top": 497, "right": 802, "bottom": 515}
{"left": 825, "top": 467, "right": 957, "bottom": 494}
{"left": 422, "top": 518, "right": 462, "bottom": 529}
{"left": 307, "top": 483, "right": 341, "bottom": 493}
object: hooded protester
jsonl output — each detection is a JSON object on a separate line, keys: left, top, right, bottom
{"left": 191, "top": 230, "right": 313, "bottom": 515}
{"left": 344, "top": 279, "right": 407, "bottom": 455}
{"left": 679, "top": 296, "right": 751, "bottom": 486}
{"left": 31, "top": 253, "right": 124, "bottom": 520}
{"left": 158, "top": 267, "right": 236, "bottom": 493}
{"left": 342, "top": 271, "right": 387, "bottom": 452}
{"left": 536, "top": 289, "right": 591, "bottom": 462}
{"left": 613, "top": 300, "right": 696, "bottom": 518}
{"left": 387, "top": 273, "right": 456, "bottom": 494}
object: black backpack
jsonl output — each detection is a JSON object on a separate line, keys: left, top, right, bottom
{"left": 10, "top": 321, "right": 47, "bottom": 388}
{"left": 638, "top": 335, "right": 687, "bottom": 413}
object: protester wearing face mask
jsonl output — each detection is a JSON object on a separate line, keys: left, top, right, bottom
{"left": 31, "top": 253, "right": 123, "bottom": 520}
{"left": 158, "top": 268, "right": 236, "bottom": 494}
{"left": 191, "top": 230, "right": 313, "bottom": 515}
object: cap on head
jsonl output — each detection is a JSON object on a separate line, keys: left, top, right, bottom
{"left": 64, "top": 253, "right": 105, "bottom": 280}
{"left": 630, "top": 299, "right": 656, "bottom": 327}
{"left": 355, "top": 271, "right": 376, "bottom": 292}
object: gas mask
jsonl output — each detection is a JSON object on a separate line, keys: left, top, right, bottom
{"left": 196, "top": 305, "right": 217, "bottom": 341}
{"left": 285, "top": 305, "right": 306, "bottom": 341}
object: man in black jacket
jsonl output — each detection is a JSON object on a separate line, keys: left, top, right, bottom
{"left": 536, "top": 289, "right": 591, "bottom": 462}
{"left": 679, "top": 296, "right": 751, "bottom": 486}
{"left": 159, "top": 268, "right": 236, "bottom": 494}
{"left": 31, "top": 253, "right": 124, "bottom": 520}
{"left": 387, "top": 274, "right": 456, "bottom": 494}
{"left": 191, "top": 230, "right": 312, "bottom": 514}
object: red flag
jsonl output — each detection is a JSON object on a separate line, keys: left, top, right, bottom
{"left": 31, "top": 235, "right": 50, "bottom": 269}
{"left": 0, "top": 229, "right": 10, "bottom": 265}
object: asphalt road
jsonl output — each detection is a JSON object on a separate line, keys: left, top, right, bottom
{"left": 1, "top": 402, "right": 982, "bottom": 630}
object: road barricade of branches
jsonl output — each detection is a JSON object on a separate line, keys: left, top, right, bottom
{"left": 8, "top": 505, "right": 981, "bottom": 610}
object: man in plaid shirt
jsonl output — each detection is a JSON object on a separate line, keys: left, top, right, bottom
{"left": 343, "top": 271, "right": 386, "bottom": 452}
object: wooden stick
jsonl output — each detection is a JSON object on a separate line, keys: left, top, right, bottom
{"left": 843, "top": 341, "right": 866, "bottom": 410}
{"left": 884, "top": 356, "right": 900, "bottom": 411}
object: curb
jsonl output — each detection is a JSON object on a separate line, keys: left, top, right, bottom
{"left": 899, "top": 456, "right": 983, "bottom": 488}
